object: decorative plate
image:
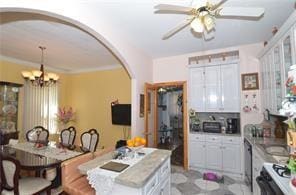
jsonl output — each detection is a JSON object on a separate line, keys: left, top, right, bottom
{"left": 2, "top": 104, "right": 17, "bottom": 115}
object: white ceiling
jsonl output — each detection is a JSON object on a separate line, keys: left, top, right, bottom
{"left": 0, "top": 0, "right": 295, "bottom": 72}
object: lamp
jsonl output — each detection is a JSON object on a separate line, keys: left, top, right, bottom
{"left": 22, "top": 46, "right": 59, "bottom": 87}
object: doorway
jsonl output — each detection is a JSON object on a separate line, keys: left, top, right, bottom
{"left": 144, "top": 81, "right": 188, "bottom": 169}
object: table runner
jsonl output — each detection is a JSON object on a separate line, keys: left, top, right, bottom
{"left": 9, "top": 142, "right": 82, "bottom": 161}
{"left": 87, "top": 148, "right": 155, "bottom": 195}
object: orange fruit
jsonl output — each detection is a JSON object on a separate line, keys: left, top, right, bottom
{"left": 134, "top": 141, "right": 141, "bottom": 147}
{"left": 140, "top": 138, "right": 146, "bottom": 145}
{"left": 134, "top": 137, "right": 141, "bottom": 143}
{"left": 127, "top": 139, "right": 134, "bottom": 147}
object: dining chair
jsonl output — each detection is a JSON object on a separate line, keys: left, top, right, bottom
{"left": 60, "top": 126, "right": 76, "bottom": 148}
{"left": 26, "top": 126, "right": 49, "bottom": 144}
{"left": 0, "top": 154, "right": 52, "bottom": 195}
{"left": 80, "top": 129, "right": 99, "bottom": 152}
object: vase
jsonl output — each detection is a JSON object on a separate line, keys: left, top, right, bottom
{"left": 287, "top": 130, "right": 296, "bottom": 147}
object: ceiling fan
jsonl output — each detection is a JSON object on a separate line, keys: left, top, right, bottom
{"left": 155, "top": 0, "right": 265, "bottom": 40}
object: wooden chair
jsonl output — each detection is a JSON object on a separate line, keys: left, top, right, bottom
{"left": 0, "top": 155, "right": 52, "bottom": 195}
{"left": 26, "top": 126, "right": 49, "bottom": 144}
{"left": 80, "top": 129, "right": 99, "bottom": 152}
{"left": 60, "top": 126, "right": 76, "bottom": 148}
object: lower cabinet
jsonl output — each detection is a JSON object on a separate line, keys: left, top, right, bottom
{"left": 152, "top": 177, "right": 170, "bottom": 195}
{"left": 222, "top": 144, "right": 241, "bottom": 173}
{"left": 189, "top": 133, "right": 242, "bottom": 174}
{"left": 206, "top": 144, "right": 222, "bottom": 170}
{"left": 189, "top": 141, "right": 206, "bottom": 168}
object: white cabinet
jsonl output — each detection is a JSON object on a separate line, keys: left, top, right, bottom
{"left": 222, "top": 144, "right": 241, "bottom": 173}
{"left": 189, "top": 63, "right": 240, "bottom": 112}
{"left": 206, "top": 144, "right": 222, "bottom": 170}
{"left": 204, "top": 66, "right": 221, "bottom": 112}
{"left": 220, "top": 64, "right": 240, "bottom": 112}
{"left": 190, "top": 67, "right": 205, "bottom": 112}
{"left": 259, "top": 12, "right": 296, "bottom": 115}
{"left": 189, "top": 134, "right": 242, "bottom": 174}
{"left": 189, "top": 140, "right": 206, "bottom": 168}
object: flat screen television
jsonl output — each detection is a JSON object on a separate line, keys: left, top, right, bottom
{"left": 111, "top": 104, "right": 131, "bottom": 126}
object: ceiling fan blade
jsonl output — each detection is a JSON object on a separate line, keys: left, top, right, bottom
{"left": 210, "top": 0, "right": 228, "bottom": 10}
{"left": 191, "top": 0, "right": 207, "bottom": 9}
{"left": 218, "top": 7, "right": 265, "bottom": 17}
{"left": 154, "top": 4, "right": 193, "bottom": 12}
{"left": 162, "top": 17, "right": 194, "bottom": 39}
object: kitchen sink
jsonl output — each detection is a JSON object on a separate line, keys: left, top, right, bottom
{"left": 258, "top": 144, "right": 289, "bottom": 157}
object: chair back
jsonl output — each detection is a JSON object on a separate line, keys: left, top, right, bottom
{"left": 26, "top": 126, "right": 49, "bottom": 144}
{"left": 80, "top": 129, "right": 99, "bottom": 152}
{"left": 61, "top": 126, "right": 76, "bottom": 147}
{"left": 0, "top": 155, "right": 20, "bottom": 193}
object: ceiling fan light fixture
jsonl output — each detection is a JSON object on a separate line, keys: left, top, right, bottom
{"left": 203, "top": 14, "right": 215, "bottom": 31}
{"left": 191, "top": 17, "right": 204, "bottom": 33}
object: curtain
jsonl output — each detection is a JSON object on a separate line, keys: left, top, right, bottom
{"left": 23, "top": 83, "right": 58, "bottom": 134}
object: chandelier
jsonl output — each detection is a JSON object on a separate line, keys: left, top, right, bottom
{"left": 21, "top": 46, "right": 59, "bottom": 87}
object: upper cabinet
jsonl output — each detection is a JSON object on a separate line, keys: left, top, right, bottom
{"left": 259, "top": 12, "right": 296, "bottom": 115}
{"left": 189, "top": 63, "right": 240, "bottom": 112}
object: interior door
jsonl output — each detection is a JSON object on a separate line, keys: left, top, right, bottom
{"left": 144, "top": 83, "right": 157, "bottom": 147}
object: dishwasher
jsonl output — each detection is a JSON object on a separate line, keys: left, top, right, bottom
{"left": 244, "top": 138, "right": 252, "bottom": 192}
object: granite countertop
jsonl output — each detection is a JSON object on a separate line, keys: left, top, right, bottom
{"left": 190, "top": 131, "right": 241, "bottom": 137}
{"left": 244, "top": 133, "right": 288, "bottom": 164}
{"left": 78, "top": 148, "right": 171, "bottom": 188}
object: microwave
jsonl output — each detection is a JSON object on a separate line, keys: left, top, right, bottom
{"left": 203, "top": 122, "right": 222, "bottom": 133}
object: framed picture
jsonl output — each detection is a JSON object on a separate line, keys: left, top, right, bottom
{"left": 241, "top": 73, "right": 259, "bottom": 90}
{"left": 140, "top": 94, "right": 144, "bottom": 117}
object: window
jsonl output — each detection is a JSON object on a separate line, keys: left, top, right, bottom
{"left": 23, "top": 83, "right": 58, "bottom": 134}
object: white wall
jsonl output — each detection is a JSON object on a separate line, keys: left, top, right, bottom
{"left": 153, "top": 43, "right": 265, "bottom": 130}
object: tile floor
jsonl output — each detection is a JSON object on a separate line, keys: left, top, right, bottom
{"left": 171, "top": 166, "right": 252, "bottom": 195}
{"left": 49, "top": 165, "right": 252, "bottom": 195}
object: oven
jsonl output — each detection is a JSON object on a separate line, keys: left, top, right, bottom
{"left": 244, "top": 138, "right": 252, "bottom": 192}
{"left": 256, "top": 167, "right": 284, "bottom": 195}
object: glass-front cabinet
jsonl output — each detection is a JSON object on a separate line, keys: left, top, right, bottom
{"left": 0, "top": 81, "right": 22, "bottom": 145}
{"left": 259, "top": 13, "right": 296, "bottom": 115}
{"left": 273, "top": 45, "right": 284, "bottom": 112}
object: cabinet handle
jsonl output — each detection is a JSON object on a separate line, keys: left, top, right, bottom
{"left": 160, "top": 189, "right": 164, "bottom": 195}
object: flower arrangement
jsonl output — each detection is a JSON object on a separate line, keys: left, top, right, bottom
{"left": 56, "top": 107, "right": 75, "bottom": 124}
{"left": 286, "top": 75, "right": 296, "bottom": 96}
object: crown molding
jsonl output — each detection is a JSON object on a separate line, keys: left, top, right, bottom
{"left": 67, "top": 64, "right": 122, "bottom": 74}
{"left": 0, "top": 55, "right": 122, "bottom": 74}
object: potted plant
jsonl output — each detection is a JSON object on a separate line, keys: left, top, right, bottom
{"left": 56, "top": 106, "right": 75, "bottom": 132}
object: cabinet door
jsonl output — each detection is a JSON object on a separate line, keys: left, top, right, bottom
{"left": 282, "top": 33, "right": 294, "bottom": 94}
{"left": 260, "top": 58, "right": 266, "bottom": 110}
{"left": 268, "top": 51, "right": 276, "bottom": 113}
{"left": 156, "top": 178, "right": 170, "bottom": 195}
{"left": 220, "top": 63, "right": 240, "bottom": 112}
{"left": 189, "top": 141, "right": 206, "bottom": 168}
{"left": 205, "top": 143, "right": 222, "bottom": 170}
{"left": 190, "top": 67, "right": 205, "bottom": 112}
{"left": 204, "top": 66, "right": 221, "bottom": 112}
{"left": 273, "top": 45, "right": 284, "bottom": 113}
{"left": 222, "top": 144, "right": 241, "bottom": 173}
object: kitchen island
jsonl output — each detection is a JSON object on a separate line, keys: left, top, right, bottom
{"left": 78, "top": 147, "right": 171, "bottom": 195}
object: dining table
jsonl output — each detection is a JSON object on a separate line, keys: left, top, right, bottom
{"left": 0, "top": 141, "right": 87, "bottom": 188}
